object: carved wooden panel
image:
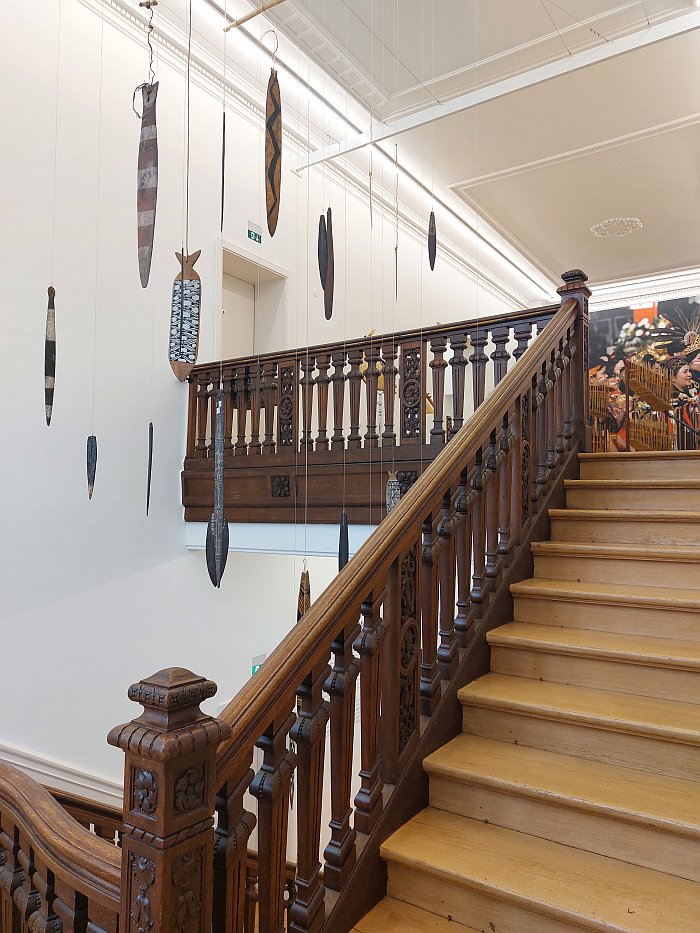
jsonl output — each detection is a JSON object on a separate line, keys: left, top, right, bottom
{"left": 400, "top": 343, "right": 423, "bottom": 444}
{"left": 278, "top": 365, "right": 296, "bottom": 448}
{"left": 398, "top": 545, "right": 419, "bottom": 755}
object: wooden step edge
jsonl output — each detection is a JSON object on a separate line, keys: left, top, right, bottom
{"left": 579, "top": 451, "right": 700, "bottom": 461}
{"left": 549, "top": 508, "right": 700, "bottom": 522}
{"left": 353, "top": 898, "right": 481, "bottom": 933}
{"left": 424, "top": 756, "right": 700, "bottom": 840}
{"left": 530, "top": 541, "right": 700, "bottom": 562}
{"left": 458, "top": 683, "right": 700, "bottom": 746}
{"left": 565, "top": 479, "right": 700, "bottom": 489}
{"left": 487, "top": 626, "right": 700, "bottom": 671}
{"left": 510, "top": 578, "right": 700, "bottom": 611}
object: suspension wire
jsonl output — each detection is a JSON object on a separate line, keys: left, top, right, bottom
{"left": 543, "top": 0, "right": 611, "bottom": 44}
{"left": 184, "top": 0, "right": 192, "bottom": 257}
{"left": 639, "top": 0, "right": 651, "bottom": 29}
{"left": 539, "top": 0, "right": 572, "bottom": 57}
{"left": 50, "top": 0, "right": 62, "bottom": 285}
{"left": 91, "top": 0, "right": 106, "bottom": 432}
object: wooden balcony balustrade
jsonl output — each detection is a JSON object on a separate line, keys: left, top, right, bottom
{"left": 1, "top": 271, "right": 591, "bottom": 933}
{"left": 182, "top": 303, "right": 560, "bottom": 523}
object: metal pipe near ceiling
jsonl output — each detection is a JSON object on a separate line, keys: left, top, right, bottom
{"left": 223, "top": 0, "right": 288, "bottom": 32}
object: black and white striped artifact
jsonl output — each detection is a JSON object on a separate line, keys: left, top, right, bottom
{"left": 338, "top": 509, "right": 349, "bottom": 571}
{"left": 206, "top": 387, "right": 229, "bottom": 587}
{"left": 87, "top": 435, "right": 98, "bottom": 500}
{"left": 169, "top": 250, "right": 201, "bottom": 381}
{"left": 428, "top": 210, "right": 437, "bottom": 271}
{"left": 136, "top": 82, "right": 158, "bottom": 288}
{"left": 45, "top": 287, "right": 56, "bottom": 425}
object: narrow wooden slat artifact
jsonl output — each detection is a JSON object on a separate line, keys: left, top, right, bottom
{"left": 86, "top": 435, "right": 97, "bottom": 499}
{"left": 265, "top": 67, "right": 282, "bottom": 236}
{"left": 45, "top": 286, "right": 56, "bottom": 425}
{"left": 428, "top": 210, "right": 437, "bottom": 271}
{"left": 206, "top": 386, "right": 229, "bottom": 587}
{"left": 136, "top": 82, "right": 158, "bottom": 288}
{"left": 297, "top": 568, "right": 311, "bottom": 621}
{"left": 146, "top": 421, "right": 153, "bottom": 515}
{"left": 318, "top": 212, "right": 328, "bottom": 289}
{"left": 338, "top": 508, "right": 349, "bottom": 570}
{"left": 169, "top": 249, "right": 201, "bottom": 381}
{"left": 325, "top": 207, "right": 335, "bottom": 320}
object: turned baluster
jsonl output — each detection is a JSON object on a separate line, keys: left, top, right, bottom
{"left": 469, "top": 330, "right": 489, "bottom": 411}
{"left": 558, "top": 271, "right": 591, "bottom": 452}
{"left": 288, "top": 663, "right": 330, "bottom": 933}
{"left": 347, "top": 347, "right": 363, "bottom": 450}
{"left": 449, "top": 332, "right": 468, "bottom": 438}
{"left": 15, "top": 839, "right": 41, "bottom": 924}
{"left": 546, "top": 351, "right": 557, "bottom": 475}
{"left": 196, "top": 373, "right": 211, "bottom": 456}
{"left": 563, "top": 332, "right": 574, "bottom": 448}
{"left": 186, "top": 378, "right": 198, "bottom": 458}
{"left": 53, "top": 881, "right": 89, "bottom": 933}
{"left": 513, "top": 321, "right": 533, "bottom": 360}
{"left": 330, "top": 350, "right": 347, "bottom": 450}
{"left": 300, "top": 355, "right": 316, "bottom": 452}
{"left": 262, "top": 360, "right": 278, "bottom": 454}
{"left": 249, "top": 364, "right": 262, "bottom": 454}
{"left": 210, "top": 377, "right": 220, "bottom": 456}
{"left": 419, "top": 514, "right": 440, "bottom": 715}
{"left": 436, "top": 490, "right": 458, "bottom": 678}
{"left": 224, "top": 372, "right": 235, "bottom": 455}
{"left": 381, "top": 343, "right": 398, "bottom": 447}
{"left": 323, "top": 624, "right": 360, "bottom": 891}
{"left": 314, "top": 354, "right": 331, "bottom": 451}
{"left": 353, "top": 595, "right": 386, "bottom": 835}
{"left": 536, "top": 364, "right": 549, "bottom": 499}
{"left": 497, "top": 413, "right": 512, "bottom": 564}
{"left": 429, "top": 335, "right": 448, "bottom": 445}
{"left": 250, "top": 712, "right": 297, "bottom": 933}
{"left": 470, "top": 449, "right": 486, "bottom": 607}
{"left": 484, "top": 431, "right": 500, "bottom": 587}
{"left": 454, "top": 469, "right": 473, "bottom": 647}
{"left": 554, "top": 341, "right": 565, "bottom": 456}
{"left": 213, "top": 757, "right": 256, "bottom": 933}
{"left": 529, "top": 378, "right": 541, "bottom": 514}
{"left": 490, "top": 324, "right": 511, "bottom": 385}
{"left": 509, "top": 396, "right": 524, "bottom": 549}
{"left": 235, "top": 366, "right": 249, "bottom": 454}
{"left": 28, "top": 858, "right": 61, "bottom": 932}
{"left": 364, "top": 343, "right": 381, "bottom": 448}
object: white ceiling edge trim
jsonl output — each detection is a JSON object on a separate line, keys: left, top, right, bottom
{"left": 590, "top": 268, "right": 700, "bottom": 311}
{"left": 299, "top": 8, "right": 700, "bottom": 168}
{"left": 78, "top": 0, "right": 554, "bottom": 308}
{"left": 0, "top": 741, "right": 123, "bottom": 808}
{"left": 185, "top": 521, "right": 376, "bottom": 557}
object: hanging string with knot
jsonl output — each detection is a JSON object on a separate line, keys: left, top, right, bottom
{"left": 133, "top": 0, "right": 158, "bottom": 117}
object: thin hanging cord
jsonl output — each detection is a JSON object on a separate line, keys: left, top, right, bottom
{"left": 184, "top": 0, "right": 193, "bottom": 257}
{"left": 543, "top": 0, "right": 611, "bottom": 44}
{"left": 639, "top": 1, "right": 651, "bottom": 29}
{"left": 91, "top": 0, "right": 106, "bottom": 431}
{"left": 50, "top": 0, "right": 62, "bottom": 285}
{"left": 539, "top": 0, "right": 572, "bottom": 56}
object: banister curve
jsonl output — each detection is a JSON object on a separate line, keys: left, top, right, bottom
{"left": 215, "top": 297, "right": 579, "bottom": 782}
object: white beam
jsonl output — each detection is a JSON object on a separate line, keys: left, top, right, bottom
{"left": 297, "top": 9, "right": 700, "bottom": 170}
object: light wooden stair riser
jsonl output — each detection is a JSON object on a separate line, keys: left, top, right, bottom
{"left": 550, "top": 514, "right": 700, "bottom": 546}
{"left": 429, "top": 776, "right": 700, "bottom": 883}
{"left": 387, "top": 864, "right": 583, "bottom": 933}
{"left": 352, "top": 897, "right": 482, "bottom": 932}
{"left": 461, "top": 705, "right": 699, "bottom": 781}
{"left": 489, "top": 644, "right": 700, "bottom": 705}
{"left": 579, "top": 453, "right": 700, "bottom": 481}
{"left": 532, "top": 552, "right": 698, "bottom": 590}
{"left": 512, "top": 592, "right": 700, "bottom": 642}
{"left": 566, "top": 485, "right": 699, "bottom": 511}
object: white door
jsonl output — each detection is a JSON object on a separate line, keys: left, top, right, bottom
{"left": 221, "top": 273, "right": 255, "bottom": 359}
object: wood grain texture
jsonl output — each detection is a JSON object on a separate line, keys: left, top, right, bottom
{"left": 170, "top": 249, "right": 201, "bottom": 381}
{"left": 265, "top": 68, "right": 282, "bottom": 237}
{"left": 324, "top": 207, "right": 334, "bottom": 320}
{"left": 427, "top": 211, "right": 436, "bottom": 271}
{"left": 297, "top": 569, "right": 311, "bottom": 621}
{"left": 137, "top": 82, "right": 158, "bottom": 288}
{"left": 45, "top": 286, "right": 56, "bottom": 425}
{"left": 206, "top": 387, "right": 229, "bottom": 587}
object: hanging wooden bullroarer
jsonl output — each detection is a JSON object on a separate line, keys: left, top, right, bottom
{"left": 386, "top": 471, "right": 401, "bottom": 513}
{"left": 45, "top": 287, "right": 56, "bottom": 425}
{"left": 338, "top": 509, "right": 349, "bottom": 571}
{"left": 169, "top": 250, "right": 201, "bottom": 381}
{"left": 136, "top": 82, "right": 158, "bottom": 287}
{"left": 318, "top": 212, "right": 328, "bottom": 290}
{"left": 297, "top": 567, "right": 311, "bottom": 621}
{"left": 206, "top": 386, "right": 229, "bottom": 587}
{"left": 265, "top": 61, "right": 282, "bottom": 236}
{"left": 146, "top": 421, "right": 154, "bottom": 516}
{"left": 428, "top": 210, "right": 437, "bottom": 271}
{"left": 324, "top": 207, "right": 335, "bottom": 320}
{"left": 87, "top": 435, "right": 98, "bottom": 499}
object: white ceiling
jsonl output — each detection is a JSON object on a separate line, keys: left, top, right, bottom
{"left": 271, "top": 0, "right": 700, "bottom": 287}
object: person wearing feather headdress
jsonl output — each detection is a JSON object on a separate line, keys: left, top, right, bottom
{"left": 663, "top": 356, "right": 699, "bottom": 449}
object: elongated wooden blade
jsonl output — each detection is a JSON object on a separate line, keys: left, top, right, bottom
{"left": 87, "top": 435, "right": 97, "bottom": 499}
{"left": 137, "top": 82, "right": 159, "bottom": 288}
{"left": 338, "top": 509, "right": 349, "bottom": 571}
{"left": 206, "top": 388, "right": 229, "bottom": 587}
{"left": 146, "top": 421, "right": 153, "bottom": 516}
{"left": 297, "top": 569, "right": 311, "bottom": 621}
{"left": 265, "top": 68, "right": 282, "bottom": 237}
{"left": 318, "top": 213, "right": 328, "bottom": 290}
{"left": 169, "top": 249, "right": 201, "bottom": 381}
{"left": 428, "top": 210, "right": 437, "bottom": 271}
{"left": 45, "top": 287, "right": 56, "bottom": 426}
{"left": 220, "top": 110, "right": 226, "bottom": 233}
{"left": 324, "top": 207, "right": 335, "bottom": 320}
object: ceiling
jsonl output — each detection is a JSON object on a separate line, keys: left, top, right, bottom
{"left": 271, "top": 0, "right": 700, "bottom": 287}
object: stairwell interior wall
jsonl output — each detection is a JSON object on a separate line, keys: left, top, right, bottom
{"left": 1, "top": 0, "right": 520, "bottom": 788}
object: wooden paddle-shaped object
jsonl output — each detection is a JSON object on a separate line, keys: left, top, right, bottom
{"left": 297, "top": 568, "right": 311, "bottom": 621}
{"left": 318, "top": 212, "right": 328, "bottom": 290}
{"left": 137, "top": 82, "right": 159, "bottom": 288}
{"left": 428, "top": 210, "right": 437, "bottom": 271}
{"left": 87, "top": 435, "right": 98, "bottom": 500}
{"left": 324, "top": 207, "right": 335, "bottom": 320}
{"left": 206, "top": 387, "right": 229, "bottom": 587}
{"left": 169, "top": 250, "right": 201, "bottom": 382}
{"left": 265, "top": 67, "right": 282, "bottom": 236}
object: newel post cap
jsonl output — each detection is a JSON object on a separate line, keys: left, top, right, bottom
{"left": 557, "top": 269, "right": 591, "bottom": 297}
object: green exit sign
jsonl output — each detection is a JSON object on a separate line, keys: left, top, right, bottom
{"left": 248, "top": 221, "right": 262, "bottom": 244}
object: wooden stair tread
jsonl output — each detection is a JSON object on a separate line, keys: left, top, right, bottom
{"left": 511, "top": 576, "right": 700, "bottom": 610}
{"left": 531, "top": 540, "right": 700, "bottom": 561}
{"left": 579, "top": 451, "right": 700, "bottom": 461}
{"left": 565, "top": 479, "right": 700, "bottom": 488}
{"left": 424, "top": 734, "right": 700, "bottom": 835}
{"left": 488, "top": 622, "right": 700, "bottom": 668}
{"left": 458, "top": 673, "right": 700, "bottom": 742}
{"left": 382, "top": 808, "right": 699, "bottom": 932}
{"left": 353, "top": 897, "right": 479, "bottom": 932}
{"left": 549, "top": 508, "right": 700, "bottom": 522}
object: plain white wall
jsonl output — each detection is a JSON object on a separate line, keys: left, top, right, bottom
{"left": 0, "top": 0, "right": 538, "bottom": 790}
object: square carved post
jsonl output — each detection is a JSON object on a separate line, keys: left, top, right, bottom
{"left": 108, "top": 668, "right": 231, "bottom": 933}
{"left": 557, "top": 269, "right": 591, "bottom": 453}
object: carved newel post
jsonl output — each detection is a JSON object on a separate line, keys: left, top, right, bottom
{"left": 557, "top": 269, "right": 591, "bottom": 453}
{"left": 108, "top": 668, "right": 231, "bottom": 933}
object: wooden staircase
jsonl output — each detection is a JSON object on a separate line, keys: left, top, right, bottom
{"left": 355, "top": 451, "right": 700, "bottom": 933}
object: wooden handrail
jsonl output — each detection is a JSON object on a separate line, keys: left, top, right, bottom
{"left": 216, "top": 297, "right": 579, "bottom": 777}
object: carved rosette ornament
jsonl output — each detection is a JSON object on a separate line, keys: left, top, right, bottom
{"left": 108, "top": 668, "right": 231, "bottom": 933}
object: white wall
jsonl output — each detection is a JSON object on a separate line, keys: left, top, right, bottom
{"left": 0, "top": 0, "right": 543, "bottom": 793}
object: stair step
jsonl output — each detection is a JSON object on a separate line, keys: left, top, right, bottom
{"left": 579, "top": 450, "right": 700, "bottom": 481}
{"left": 382, "top": 808, "right": 699, "bottom": 932}
{"left": 488, "top": 621, "right": 700, "bottom": 703}
{"left": 425, "top": 734, "right": 700, "bottom": 881}
{"left": 549, "top": 508, "right": 700, "bottom": 546}
{"left": 459, "top": 673, "right": 700, "bottom": 779}
{"left": 565, "top": 479, "right": 700, "bottom": 511}
{"left": 352, "top": 897, "right": 479, "bottom": 932}
{"left": 531, "top": 540, "right": 700, "bottom": 590}
{"left": 511, "top": 577, "right": 700, "bottom": 641}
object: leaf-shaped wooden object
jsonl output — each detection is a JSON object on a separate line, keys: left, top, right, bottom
{"left": 265, "top": 68, "right": 282, "bottom": 237}
{"left": 137, "top": 82, "right": 159, "bottom": 288}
